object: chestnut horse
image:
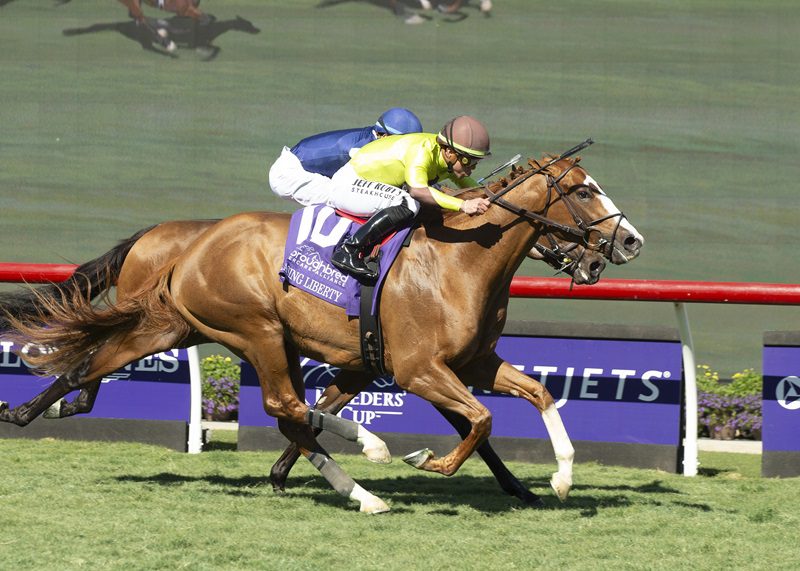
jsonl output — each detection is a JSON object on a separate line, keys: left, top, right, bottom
{"left": 0, "top": 167, "right": 608, "bottom": 428}
{"left": 2, "top": 153, "right": 642, "bottom": 512}
{"left": 0, "top": 201, "right": 606, "bottom": 506}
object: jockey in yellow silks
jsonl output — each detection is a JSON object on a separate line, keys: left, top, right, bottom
{"left": 329, "top": 115, "right": 492, "bottom": 281}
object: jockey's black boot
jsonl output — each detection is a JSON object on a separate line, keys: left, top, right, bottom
{"left": 331, "top": 204, "right": 415, "bottom": 282}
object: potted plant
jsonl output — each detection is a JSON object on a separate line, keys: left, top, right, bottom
{"left": 696, "top": 365, "right": 762, "bottom": 440}
{"left": 201, "top": 355, "right": 241, "bottom": 421}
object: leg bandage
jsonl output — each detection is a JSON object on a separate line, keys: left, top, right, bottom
{"left": 305, "top": 409, "right": 359, "bottom": 441}
{"left": 307, "top": 452, "right": 356, "bottom": 497}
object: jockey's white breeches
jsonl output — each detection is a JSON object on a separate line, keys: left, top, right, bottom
{"left": 268, "top": 147, "right": 335, "bottom": 207}
{"left": 327, "top": 163, "right": 420, "bottom": 218}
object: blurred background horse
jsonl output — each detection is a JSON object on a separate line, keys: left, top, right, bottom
{"left": 118, "top": 0, "right": 209, "bottom": 52}
{"left": 63, "top": 12, "right": 258, "bottom": 59}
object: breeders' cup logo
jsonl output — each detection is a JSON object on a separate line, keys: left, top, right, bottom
{"left": 776, "top": 376, "right": 800, "bottom": 411}
{"left": 301, "top": 360, "right": 405, "bottom": 426}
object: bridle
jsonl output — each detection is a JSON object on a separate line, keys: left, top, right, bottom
{"left": 532, "top": 240, "right": 584, "bottom": 275}
{"left": 482, "top": 139, "right": 628, "bottom": 258}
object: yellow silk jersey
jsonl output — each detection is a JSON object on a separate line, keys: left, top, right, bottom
{"left": 348, "top": 133, "right": 478, "bottom": 189}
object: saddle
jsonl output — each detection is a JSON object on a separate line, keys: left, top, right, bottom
{"left": 279, "top": 205, "right": 413, "bottom": 374}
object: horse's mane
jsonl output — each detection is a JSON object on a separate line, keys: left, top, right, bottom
{"left": 433, "top": 155, "right": 581, "bottom": 222}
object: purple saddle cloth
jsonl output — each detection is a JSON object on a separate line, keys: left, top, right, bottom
{"left": 279, "top": 205, "right": 412, "bottom": 316}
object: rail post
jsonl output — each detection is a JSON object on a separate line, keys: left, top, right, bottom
{"left": 187, "top": 345, "right": 203, "bottom": 454}
{"left": 674, "top": 302, "right": 698, "bottom": 476}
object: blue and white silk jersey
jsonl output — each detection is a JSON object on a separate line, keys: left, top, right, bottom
{"left": 269, "top": 126, "right": 378, "bottom": 207}
{"left": 290, "top": 126, "right": 376, "bottom": 178}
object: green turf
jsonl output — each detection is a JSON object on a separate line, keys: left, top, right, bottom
{"left": 1, "top": 0, "right": 799, "bottom": 375}
{"left": 0, "top": 435, "right": 794, "bottom": 570}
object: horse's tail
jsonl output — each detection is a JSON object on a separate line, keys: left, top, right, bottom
{"left": 2, "top": 265, "right": 191, "bottom": 379}
{"left": 0, "top": 224, "right": 157, "bottom": 332}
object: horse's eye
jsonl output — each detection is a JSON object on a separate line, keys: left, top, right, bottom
{"left": 577, "top": 189, "right": 591, "bottom": 200}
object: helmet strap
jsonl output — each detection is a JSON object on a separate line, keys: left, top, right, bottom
{"left": 442, "top": 146, "right": 456, "bottom": 173}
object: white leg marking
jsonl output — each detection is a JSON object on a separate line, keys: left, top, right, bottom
{"left": 542, "top": 404, "right": 574, "bottom": 502}
{"left": 350, "top": 484, "right": 390, "bottom": 514}
{"left": 357, "top": 424, "right": 391, "bottom": 464}
{"left": 42, "top": 398, "right": 65, "bottom": 419}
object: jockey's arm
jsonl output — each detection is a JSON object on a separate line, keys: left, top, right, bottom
{"left": 404, "top": 145, "right": 489, "bottom": 215}
{"left": 408, "top": 186, "right": 489, "bottom": 215}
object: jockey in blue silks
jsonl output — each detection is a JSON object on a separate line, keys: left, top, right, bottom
{"left": 268, "top": 107, "right": 423, "bottom": 207}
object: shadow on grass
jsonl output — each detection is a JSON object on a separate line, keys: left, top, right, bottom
{"left": 115, "top": 472, "right": 271, "bottom": 497}
{"left": 62, "top": 14, "right": 260, "bottom": 60}
{"left": 112, "top": 471, "right": 713, "bottom": 516}
{"left": 203, "top": 439, "right": 238, "bottom": 452}
{"left": 698, "top": 467, "right": 726, "bottom": 477}
{"left": 315, "top": 0, "right": 475, "bottom": 24}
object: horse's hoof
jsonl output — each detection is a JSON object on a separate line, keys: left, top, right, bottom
{"left": 520, "top": 492, "right": 546, "bottom": 508}
{"left": 269, "top": 476, "right": 287, "bottom": 493}
{"left": 402, "top": 448, "right": 434, "bottom": 469}
{"left": 43, "top": 399, "right": 64, "bottom": 419}
{"left": 360, "top": 494, "right": 390, "bottom": 514}
{"left": 509, "top": 487, "right": 545, "bottom": 508}
{"left": 363, "top": 441, "right": 391, "bottom": 465}
{"left": 166, "top": 41, "right": 177, "bottom": 53}
{"left": 359, "top": 433, "right": 391, "bottom": 464}
{"left": 550, "top": 472, "right": 572, "bottom": 502}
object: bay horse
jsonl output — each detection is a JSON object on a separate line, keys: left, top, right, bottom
{"left": 2, "top": 153, "right": 642, "bottom": 512}
{"left": 118, "top": 0, "right": 207, "bottom": 52}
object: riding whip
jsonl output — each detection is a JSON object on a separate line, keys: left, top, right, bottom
{"left": 477, "top": 154, "right": 522, "bottom": 184}
{"left": 487, "top": 138, "right": 594, "bottom": 204}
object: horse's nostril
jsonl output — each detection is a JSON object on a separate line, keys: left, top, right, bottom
{"left": 590, "top": 261, "right": 604, "bottom": 273}
{"left": 624, "top": 236, "right": 640, "bottom": 251}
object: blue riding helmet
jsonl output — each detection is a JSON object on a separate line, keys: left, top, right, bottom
{"left": 374, "top": 107, "right": 423, "bottom": 136}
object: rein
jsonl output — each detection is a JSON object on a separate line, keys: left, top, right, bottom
{"left": 482, "top": 139, "right": 627, "bottom": 255}
{"left": 485, "top": 139, "right": 593, "bottom": 204}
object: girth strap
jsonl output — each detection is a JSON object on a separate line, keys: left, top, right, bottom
{"left": 359, "top": 279, "right": 386, "bottom": 375}
{"left": 357, "top": 228, "right": 415, "bottom": 375}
